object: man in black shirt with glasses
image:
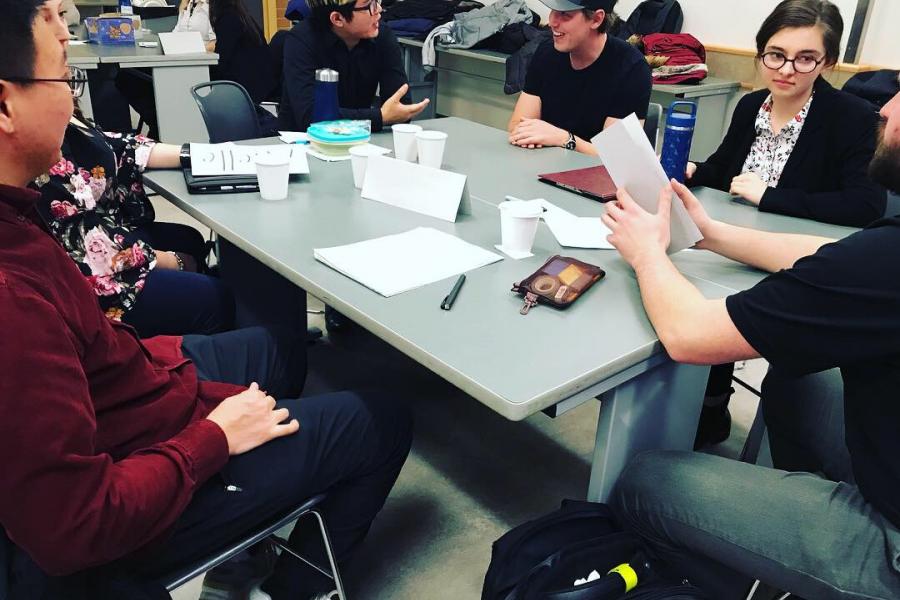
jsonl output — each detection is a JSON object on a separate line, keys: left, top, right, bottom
{"left": 278, "top": 0, "right": 429, "bottom": 132}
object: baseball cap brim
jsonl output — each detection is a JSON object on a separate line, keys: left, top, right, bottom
{"left": 538, "top": 0, "right": 587, "bottom": 11}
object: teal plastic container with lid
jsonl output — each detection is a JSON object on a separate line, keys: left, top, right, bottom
{"left": 307, "top": 120, "right": 371, "bottom": 156}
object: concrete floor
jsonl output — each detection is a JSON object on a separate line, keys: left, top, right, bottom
{"left": 156, "top": 197, "right": 768, "bottom": 600}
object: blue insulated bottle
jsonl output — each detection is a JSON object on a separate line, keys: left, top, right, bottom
{"left": 312, "top": 68, "right": 340, "bottom": 124}
{"left": 660, "top": 101, "right": 698, "bottom": 183}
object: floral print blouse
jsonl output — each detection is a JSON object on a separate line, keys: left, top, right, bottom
{"left": 741, "top": 92, "right": 814, "bottom": 188}
{"left": 31, "top": 123, "right": 158, "bottom": 321}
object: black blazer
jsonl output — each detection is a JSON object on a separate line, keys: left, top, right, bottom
{"left": 690, "top": 77, "right": 886, "bottom": 227}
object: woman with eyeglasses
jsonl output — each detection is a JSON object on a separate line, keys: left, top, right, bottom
{"left": 687, "top": 0, "right": 885, "bottom": 229}
{"left": 688, "top": 0, "right": 886, "bottom": 451}
{"left": 29, "top": 84, "right": 235, "bottom": 338}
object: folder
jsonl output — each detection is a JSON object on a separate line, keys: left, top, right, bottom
{"left": 538, "top": 165, "right": 617, "bottom": 202}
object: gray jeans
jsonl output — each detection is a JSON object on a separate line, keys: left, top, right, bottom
{"left": 612, "top": 368, "right": 900, "bottom": 600}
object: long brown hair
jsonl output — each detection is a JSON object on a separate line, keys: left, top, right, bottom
{"left": 209, "top": 0, "right": 266, "bottom": 47}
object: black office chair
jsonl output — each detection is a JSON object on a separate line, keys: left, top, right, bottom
{"left": 885, "top": 191, "right": 900, "bottom": 218}
{"left": 133, "top": 5, "right": 178, "bottom": 19}
{"left": 191, "top": 81, "right": 262, "bottom": 143}
{"left": 644, "top": 102, "right": 662, "bottom": 150}
{"left": 162, "top": 494, "right": 347, "bottom": 599}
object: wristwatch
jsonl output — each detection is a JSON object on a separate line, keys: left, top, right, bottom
{"left": 564, "top": 132, "right": 576, "bottom": 151}
{"left": 179, "top": 143, "right": 191, "bottom": 168}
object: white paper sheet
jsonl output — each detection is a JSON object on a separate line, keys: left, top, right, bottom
{"left": 189, "top": 142, "right": 309, "bottom": 176}
{"left": 158, "top": 31, "right": 206, "bottom": 55}
{"left": 278, "top": 131, "right": 308, "bottom": 144}
{"left": 361, "top": 155, "right": 468, "bottom": 222}
{"left": 314, "top": 227, "right": 503, "bottom": 297}
{"left": 539, "top": 201, "right": 615, "bottom": 249}
{"left": 305, "top": 143, "right": 391, "bottom": 162}
{"left": 592, "top": 114, "right": 702, "bottom": 252}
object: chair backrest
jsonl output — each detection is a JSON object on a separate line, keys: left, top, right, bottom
{"left": 885, "top": 191, "right": 900, "bottom": 218}
{"left": 191, "top": 81, "right": 262, "bottom": 143}
{"left": 644, "top": 102, "right": 662, "bottom": 150}
{"left": 134, "top": 4, "right": 178, "bottom": 19}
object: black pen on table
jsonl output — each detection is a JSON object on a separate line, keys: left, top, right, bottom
{"left": 441, "top": 275, "right": 466, "bottom": 311}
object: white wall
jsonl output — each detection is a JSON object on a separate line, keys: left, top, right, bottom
{"left": 859, "top": 0, "right": 900, "bottom": 66}
{"left": 524, "top": 0, "right": 897, "bottom": 68}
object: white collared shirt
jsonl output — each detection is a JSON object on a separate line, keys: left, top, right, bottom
{"left": 172, "top": 0, "right": 216, "bottom": 41}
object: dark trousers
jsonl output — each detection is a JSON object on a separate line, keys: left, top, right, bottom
{"left": 133, "top": 222, "right": 209, "bottom": 266}
{"left": 131, "top": 328, "right": 414, "bottom": 598}
{"left": 123, "top": 223, "right": 235, "bottom": 338}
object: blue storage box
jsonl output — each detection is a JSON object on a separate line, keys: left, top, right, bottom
{"left": 84, "top": 16, "right": 136, "bottom": 45}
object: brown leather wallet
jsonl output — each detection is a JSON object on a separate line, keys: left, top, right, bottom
{"left": 511, "top": 255, "right": 605, "bottom": 315}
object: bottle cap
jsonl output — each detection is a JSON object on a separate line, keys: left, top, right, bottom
{"left": 315, "top": 68, "right": 339, "bottom": 83}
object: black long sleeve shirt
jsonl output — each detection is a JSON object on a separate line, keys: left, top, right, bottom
{"left": 277, "top": 19, "right": 411, "bottom": 132}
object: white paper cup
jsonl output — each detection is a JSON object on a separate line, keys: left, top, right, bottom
{"left": 255, "top": 154, "right": 291, "bottom": 201}
{"left": 416, "top": 130, "right": 448, "bottom": 169}
{"left": 348, "top": 145, "right": 390, "bottom": 189}
{"left": 498, "top": 200, "right": 543, "bottom": 254}
{"left": 392, "top": 123, "right": 422, "bottom": 162}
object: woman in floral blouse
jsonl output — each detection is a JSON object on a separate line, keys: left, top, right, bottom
{"left": 686, "top": 0, "right": 884, "bottom": 229}
{"left": 32, "top": 117, "right": 234, "bottom": 338}
{"left": 683, "top": 0, "right": 886, "bottom": 450}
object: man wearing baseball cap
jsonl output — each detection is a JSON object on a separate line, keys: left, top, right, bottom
{"left": 508, "top": 0, "right": 651, "bottom": 155}
{"left": 278, "top": 0, "right": 429, "bottom": 132}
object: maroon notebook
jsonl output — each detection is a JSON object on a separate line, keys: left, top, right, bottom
{"left": 538, "top": 165, "right": 618, "bottom": 202}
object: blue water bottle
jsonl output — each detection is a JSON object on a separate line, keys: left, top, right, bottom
{"left": 660, "top": 101, "right": 698, "bottom": 183}
{"left": 119, "top": 0, "right": 133, "bottom": 15}
{"left": 312, "top": 68, "right": 340, "bottom": 124}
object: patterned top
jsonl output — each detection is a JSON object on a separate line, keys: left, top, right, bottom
{"left": 741, "top": 92, "right": 814, "bottom": 188}
{"left": 30, "top": 123, "right": 158, "bottom": 321}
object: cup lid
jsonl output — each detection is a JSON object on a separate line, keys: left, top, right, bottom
{"left": 499, "top": 199, "right": 543, "bottom": 218}
{"left": 315, "top": 68, "right": 339, "bottom": 82}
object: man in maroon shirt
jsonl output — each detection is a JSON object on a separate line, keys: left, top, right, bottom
{"left": 0, "top": 2, "right": 412, "bottom": 598}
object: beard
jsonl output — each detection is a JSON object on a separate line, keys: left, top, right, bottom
{"left": 868, "top": 123, "right": 900, "bottom": 195}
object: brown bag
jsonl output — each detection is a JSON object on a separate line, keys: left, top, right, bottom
{"left": 511, "top": 255, "right": 605, "bottom": 315}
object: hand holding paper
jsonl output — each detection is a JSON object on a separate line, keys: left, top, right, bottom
{"left": 602, "top": 186, "right": 675, "bottom": 268}
{"left": 592, "top": 114, "right": 702, "bottom": 253}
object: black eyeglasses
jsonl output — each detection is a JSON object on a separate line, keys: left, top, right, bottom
{"left": 352, "top": 0, "right": 381, "bottom": 16}
{"left": 0, "top": 66, "right": 88, "bottom": 98}
{"left": 759, "top": 51, "right": 824, "bottom": 74}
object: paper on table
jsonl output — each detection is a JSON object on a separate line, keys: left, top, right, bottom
{"left": 539, "top": 200, "right": 614, "bottom": 249}
{"left": 314, "top": 227, "right": 502, "bottom": 297}
{"left": 362, "top": 155, "right": 468, "bottom": 222}
{"left": 278, "top": 131, "right": 309, "bottom": 144}
{"left": 189, "top": 142, "right": 310, "bottom": 176}
{"left": 592, "top": 114, "right": 702, "bottom": 253}
{"left": 306, "top": 143, "right": 391, "bottom": 162}
{"left": 158, "top": 31, "right": 206, "bottom": 55}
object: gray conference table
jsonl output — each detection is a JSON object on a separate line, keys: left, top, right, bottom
{"left": 68, "top": 38, "right": 217, "bottom": 143}
{"left": 143, "top": 117, "right": 855, "bottom": 501}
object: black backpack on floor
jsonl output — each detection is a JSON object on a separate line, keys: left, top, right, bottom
{"left": 481, "top": 500, "right": 708, "bottom": 600}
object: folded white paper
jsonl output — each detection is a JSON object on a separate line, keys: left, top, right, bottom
{"left": 158, "top": 31, "right": 206, "bottom": 55}
{"left": 539, "top": 200, "right": 614, "bottom": 249}
{"left": 361, "top": 155, "right": 468, "bottom": 222}
{"left": 305, "top": 143, "right": 391, "bottom": 162}
{"left": 189, "top": 142, "right": 309, "bottom": 176}
{"left": 314, "top": 227, "right": 502, "bottom": 297}
{"left": 592, "top": 114, "right": 702, "bottom": 252}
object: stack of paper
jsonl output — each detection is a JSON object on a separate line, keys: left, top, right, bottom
{"left": 189, "top": 142, "right": 310, "bottom": 176}
{"left": 314, "top": 227, "right": 503, "bottom": 297}
{"left": 592, "top": 114, "right": 702, "bottom": 252}
{"left": 539, "top": 200, "right": 614, "bottom": 249}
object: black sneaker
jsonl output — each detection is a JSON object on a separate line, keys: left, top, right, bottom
{"left": 694, "top": 402, "right": 732, "bottom": 449}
